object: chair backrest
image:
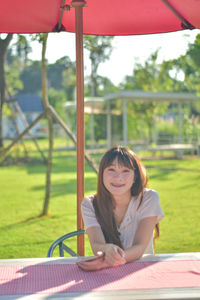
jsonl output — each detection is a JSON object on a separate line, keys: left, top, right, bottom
{"left": 47, "top": 230, "right": 85, "bottom": 257}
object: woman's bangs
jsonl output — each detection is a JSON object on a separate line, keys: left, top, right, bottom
{"left": 117, "top": 153, "right": 134, "bottom": 169}
{"left": 105, "top": 151, "right": 134, "bottom": 170}
{"left": 101, "top": 147, "right": 135, "bottom": 170}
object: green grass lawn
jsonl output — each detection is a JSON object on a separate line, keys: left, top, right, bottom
{"left": 0, "top": 139, "right": 200, "bottom": 258}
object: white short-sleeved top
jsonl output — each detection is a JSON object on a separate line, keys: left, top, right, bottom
{"left": 81, "top": 188, "right": 164, "bottom": 254}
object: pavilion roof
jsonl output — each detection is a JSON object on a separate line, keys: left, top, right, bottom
{"left": 104, "top": 91, "right": 200, "bottom": 103}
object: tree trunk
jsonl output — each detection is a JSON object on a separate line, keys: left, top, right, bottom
{"left": 91, "top": 57, "right": 98, "bottom": 97}
{"left": 41, "top": 33, "right": 53, "bottom": 216}
{"left": 0, "top": 34, "right": 13, "bottom": 147}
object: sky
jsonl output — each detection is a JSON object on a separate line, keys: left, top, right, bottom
{"left": 28, "top": 29, "right": 200, "bottom": 86}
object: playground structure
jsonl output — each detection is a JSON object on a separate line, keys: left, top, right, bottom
{"left": 65, "top": 91, "right": 200, "bottom": 158}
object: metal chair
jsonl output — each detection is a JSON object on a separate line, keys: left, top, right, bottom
{"left": 47, "top": 229, "right": 85, "bottom": 257}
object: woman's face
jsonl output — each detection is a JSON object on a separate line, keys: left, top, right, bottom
{"left": 103, "top": 158, "right": 135, "bottom": 200}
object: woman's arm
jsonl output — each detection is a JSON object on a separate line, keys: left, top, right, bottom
{"left": 77, "top": 217, "right": 157, "bottom": 271}
{"left": 86, "top": 226, "right": 106, "bottom": 253}
{"left": 124, "top": 216, "right": 157, "bottom": 262}
{"left": 86, "top": 226, "right": 125, "bottom": 266}
{"left": 77, "top": 226, "right": 125, "bottom": 271}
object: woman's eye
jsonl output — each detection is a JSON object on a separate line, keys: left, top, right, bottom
{"left": 123, "top": 169, "right": 130, "bottom": 173}
{"left": 108, "top": 168, "right": 115, "bottom": 172}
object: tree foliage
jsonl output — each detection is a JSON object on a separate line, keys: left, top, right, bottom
{"left": 48, "top": 56, "right": 76, "bottom": 92}
{"left": 120, "top": 51, "right": 169, "bottom": 143}
{"left": 20, "top": 61, "right": 42, "bottom": 93}
{"left": 84, "top": 35, "right": 114, "bottom": 96}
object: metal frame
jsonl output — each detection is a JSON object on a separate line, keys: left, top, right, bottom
{"left": 47, "top": 230, "right": 85, "bottom": 257}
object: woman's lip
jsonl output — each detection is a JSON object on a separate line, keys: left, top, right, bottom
{"left": 111, "top": 183, "right": 124, "bottom": 188}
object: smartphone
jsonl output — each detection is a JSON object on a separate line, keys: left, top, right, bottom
{"left": 78, "top": 252, "right": 105, "bottom": 263}
{"left": 78, "top": 256, "right": 100, "bottom": 263}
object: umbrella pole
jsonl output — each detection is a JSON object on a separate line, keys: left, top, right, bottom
{"left": 71, "top": 0, "right": 86, "bottom": 256}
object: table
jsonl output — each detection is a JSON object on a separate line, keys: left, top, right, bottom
{"left": 0, "top": 253, "right": 200, "bottom": 299}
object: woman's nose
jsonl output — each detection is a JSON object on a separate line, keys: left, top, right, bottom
{"left": 113, "top": 171, "right": 123, "bottom": 178}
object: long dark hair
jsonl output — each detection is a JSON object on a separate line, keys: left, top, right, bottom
{"left": 93, "top": 146, "right": 149, "bottom": 248}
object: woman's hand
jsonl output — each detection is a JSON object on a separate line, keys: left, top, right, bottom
{"left": 77, "top": 251, "right": 107, "bottom": 271}
{"left": 104, "top": 243, "right": 126, "bottom": 266}
{"left": 77, "top": 246, "right": 126, "bottom": 271}
{"left": 79, "top": 227, "right": 126, "bottom": 271}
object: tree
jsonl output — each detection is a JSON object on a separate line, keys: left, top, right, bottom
{"left": 48, "top": 88, "right": 66, "bottom": 120}
{"left": 84, "top": 36, "right": 114, "bottom": 96}
{"left": 10, "top": 34, "right": 32, "bottom": 66}
{"left": 7, "top": 34, "right": 33, "bottom": 92}
{"left": 62, "top": 66, "right": 76, "bottom": 100}
{"left": 18, "top": 55, "right": 76, "bottom": 96}
{"left": 83, "top": 36, "right": 114, "bottom": 145}
{"left": 120, "top": 51, "right": 170, "bottom": 143}
{"left": 85, "top": 75, "right": 117, "bottom": 97}
{"left": 48, "top": 56, "right": 75, "bottom": 91}
{"left": 20, "top": 60, "right": 42, "bottom": 93}
{"left": 173, "top": 34, "right": 200, "bottom": 94}
{"left": 168, "top": 34, "right": 200, "bottom": 122}
{"left": 0, "top": 34, "right": 13, "bottom": 147}
{"left": 187, "top": 34, "right": 200, "bottom": 69}
{"left": 5, "top": 68, "right": 23, "bottom": 95}
{"left": 41, "top": 33, "right": 53, "bottom": 216}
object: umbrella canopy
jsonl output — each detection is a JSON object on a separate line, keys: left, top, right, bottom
{"left": 0, "top": 0, "right": 200, "bottom": 34}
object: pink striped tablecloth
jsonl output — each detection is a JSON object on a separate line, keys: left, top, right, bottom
{"left": 0, "top": 259, "right": 200, "bottom": 295}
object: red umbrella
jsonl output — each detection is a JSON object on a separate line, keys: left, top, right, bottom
{"left": 1, "top": 0, "right": 200, "bottom": 34}
{"left": 1, "top": 0, "right": 200, "bottom": 255}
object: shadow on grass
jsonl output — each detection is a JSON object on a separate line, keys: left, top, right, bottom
{"left": 146, "top": 164, "right": 200, "bottom": 181}
{"left": 176, "top": 180, "right": 200, "bottom": 190}
{"left": 0, "top": 239, "right": 52, "bottom": 249}
{"left": 146, "top": 165, "right": 200, "bottom": 172}
{"left": 25, "top": 153, "right": 96, "bottom": 175}
{"left": 147, "top": 168, "right": 174, "bottom": 180}
{"left": 31, "top": 177, "right": 97, "bottom": 197}
{"left": 0, "top": 214, "right": 57, "bottom": 233}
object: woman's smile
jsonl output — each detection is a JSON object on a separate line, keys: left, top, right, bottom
{"left": 111, "top": 183, "right": 125, "bottom": 188}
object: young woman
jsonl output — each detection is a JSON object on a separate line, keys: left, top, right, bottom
{"left": 77, "top": 146, "right": 164, "bottom": 271}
